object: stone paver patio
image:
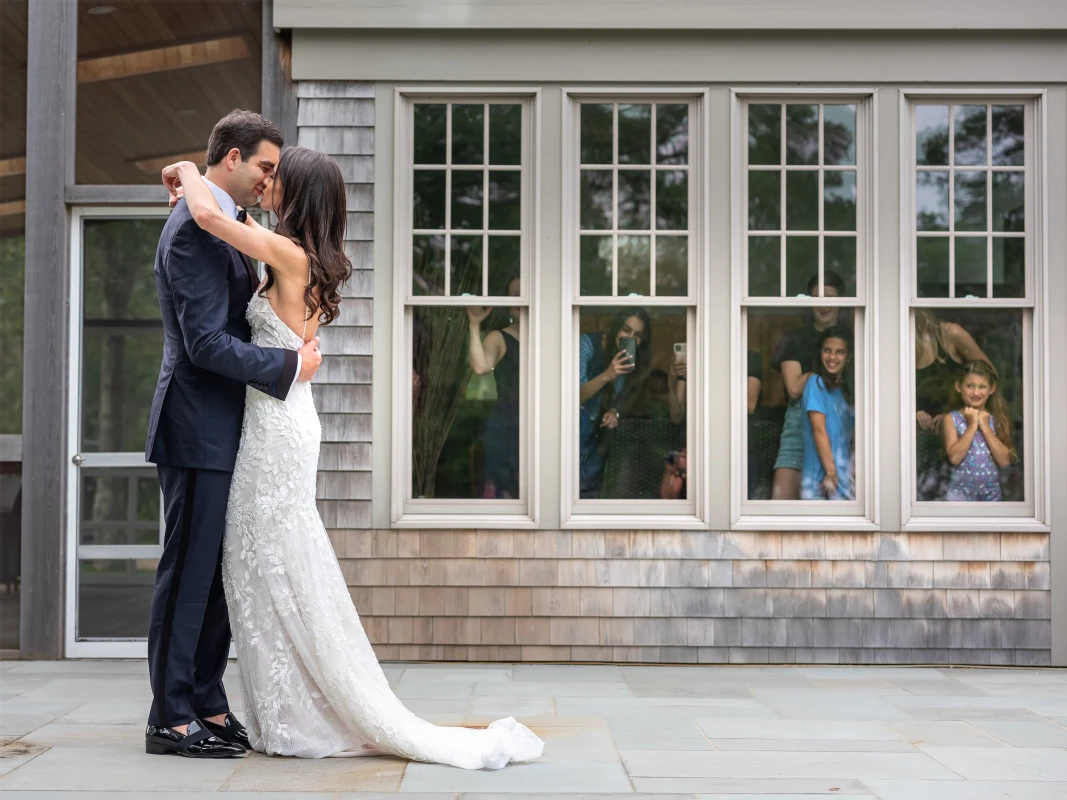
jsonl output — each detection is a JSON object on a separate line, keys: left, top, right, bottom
{"left": 2, "top": 660, "right": 1067, "bottom": 798}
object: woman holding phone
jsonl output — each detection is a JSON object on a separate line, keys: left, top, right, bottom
{"left": 578, "top": 308, "right": 653, "bottom": 498}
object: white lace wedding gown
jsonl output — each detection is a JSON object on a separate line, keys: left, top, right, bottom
{"left": 221, "top": 292, "right": 544, "bottom": 769}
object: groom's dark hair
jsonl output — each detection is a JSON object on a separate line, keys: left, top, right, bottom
{"left": 206, "top": 109, "right": 284, "bottom": 166}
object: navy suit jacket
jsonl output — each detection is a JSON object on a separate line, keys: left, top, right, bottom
{"left": 145, "top": 199, "right": 298, "bottom": 471}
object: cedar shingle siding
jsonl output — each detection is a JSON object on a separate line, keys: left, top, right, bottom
{"left": 299, "top": 81, "right": 1051, "bottom": 666}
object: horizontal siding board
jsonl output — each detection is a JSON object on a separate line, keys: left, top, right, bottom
{"left": 298, "top": 97, "right": 375, "bottom": 127}
{"left": 318, "top": 442, "right": 372, "bottom": 471}
{"left": 315, "top": 355, "right": 372, "bottom": 384}
{"left": 298, "top": 125, "right": 376, "bottom": 155}
{"left": 297, "top": 81, "right": 374, "bottom": 99}
{"left": 319, "top": 326, "right": 373, "bottom": 356}
{"left": 312, "top": 383, "right": 373, "bottom": 413}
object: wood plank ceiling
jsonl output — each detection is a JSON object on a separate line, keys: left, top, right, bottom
{"left": 0, "top": 0, "right": 263, "bottom": 236}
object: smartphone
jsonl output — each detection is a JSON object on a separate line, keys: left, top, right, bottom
{"left": 673, "top": 342, "right": 687, "bottom": 364}
{"left": 619, "top": 336, "right": 637, "bottom": 364}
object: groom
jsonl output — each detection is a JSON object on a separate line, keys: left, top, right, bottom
{"left": 143, "top": 110, "right": 322, "bottom": 758}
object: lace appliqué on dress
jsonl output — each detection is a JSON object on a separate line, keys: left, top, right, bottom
{"left": 221, "top": 293, "right": 543, "bottom": 769}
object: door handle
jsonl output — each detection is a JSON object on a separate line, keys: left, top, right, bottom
{"left": 72, "top": 454, "right": 85, "bottom": 466}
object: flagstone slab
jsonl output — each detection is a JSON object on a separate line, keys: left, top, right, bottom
{"left": 917, "top": 746, "right": 1067, "bottom": 781}
{"left": 694, "top": 719, "right": 899, "bottom": 741}
{"left": 879, "top": 720, "right": 1010, "bottom": 748}
{"left": 221, "top": 751, "right": 407, "bottom": 792}
{"left": 967, "top": 720, "right": 1067, "bottom": 747}
{"left": 400, "top": 761, "right": 632, "bottom": 793}
{"left": 861, "top": 779, "right": 1067, "bottom": 799}
{"left": 619, "top": 749, "right": 960, "bottom": 779}
{"left": 632, "top": 777, "right": 872, "bottom": 793}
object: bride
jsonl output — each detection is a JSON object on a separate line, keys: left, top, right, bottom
{"left": 163, "top": 150, "right": 543, "bottom": 770}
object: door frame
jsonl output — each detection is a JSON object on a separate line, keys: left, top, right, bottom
{"left": 65, "top": 206, "right": 170, "bottom": 658}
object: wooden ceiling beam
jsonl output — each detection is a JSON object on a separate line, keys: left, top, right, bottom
{"left": 0, "top": 200, "right": 26, "bottom": 217}
{"left": 78, "top": 35, "right": 251, "bottom": 84}
{"left": 0, "top": 157, "right": 26, "bottom": 178}
{"left": 132, "top": 149, "right": 207, "bottom": 175}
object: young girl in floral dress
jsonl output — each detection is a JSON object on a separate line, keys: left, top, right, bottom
{"left": 941, "top": 360, "right": 1015, "bottom": 501}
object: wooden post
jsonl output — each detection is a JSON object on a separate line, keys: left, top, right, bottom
{"left": 262, "top": 0, "right": 299, "bottom": 146}
{"left": 21, "top": 0, "right": 78, "bottom": 659}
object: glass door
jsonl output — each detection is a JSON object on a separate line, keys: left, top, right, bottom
{"left": 66, "top": 208, "right": 169, "bottom": 657}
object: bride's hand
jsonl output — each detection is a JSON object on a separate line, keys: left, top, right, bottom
{"left": 161, "top": 161, "right": 194, "bottom": 208}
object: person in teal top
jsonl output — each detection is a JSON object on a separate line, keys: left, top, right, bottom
{"left": 801, "top": 326, "right": 855, "bottom": 501}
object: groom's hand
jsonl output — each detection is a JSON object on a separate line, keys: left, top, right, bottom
{"left": 297, "top": 337, "right": 322, "bottom": 381}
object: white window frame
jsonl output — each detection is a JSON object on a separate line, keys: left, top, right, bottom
{"left": 730, "top": 89, "right": 879, "bottom": 531}
{"left": 899, "top": 89, "right": 1050, "bottom": 532}
{"left": 391, "top": 87, "right": 542, "bottom": 528}
{"left": 560, "top": 87, "right": 709, "bottom": 529}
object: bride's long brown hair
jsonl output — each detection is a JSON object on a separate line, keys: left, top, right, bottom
{"left": 259, "top": 146, "right": 351, "bottom": 325}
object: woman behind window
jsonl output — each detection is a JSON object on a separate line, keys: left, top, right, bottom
{"left": 577, "top": 308, "right": 652, "bottom": 499}
{"left": 466, "top": 277, "right": 521, "bottom": 499}
{"left": 769, "top": 271, "right": 845, "bottom": 500}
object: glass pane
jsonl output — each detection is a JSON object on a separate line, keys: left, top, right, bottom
{"left": 992, "top": 172, "right": 1025, "bottom": 233}
{"left": 748, "top": 170, "right": 781, "bottom": 231}
{"left": 413, "top": 234, "right": 446, "bottom": 296}
{"left": 748, "top": 235, "right": 781, "bottom": 297}
{"left": 81, "top": 219, "right": 166, "bottom": 452}
{"left": 618, "top": 104, "right": 651, "bottom": 165}
{"left": 992, "top": 238, "right": 1025, "bottom": 299}
{"left": 580, "top": 170, "right": 613, "bottom": 230}
{"left": 955, "top": 236, "right": 988, "bottom": 298}
{"left": 76, "top": 2, "right": 261, "bottom": 184}
{"left": 78, "top": 558, "right": 157, "bottom": 639}
{"left": 581, "top": 103, "right": 613, "bottom": 165}
{"left": 786, "top": 104, "right": 819, "bottom": 166}
{"left": 916, "top": 237, "right": 950, "bottom": 298}
{"left": 824, "top": 104, "right": 856, "bottom": 166}
{"left": 414, "top": 104, "right": 447, "bottom": 164}
{"left": 785, "top": 237, "right": 819, "bottom": 298}
{"left": 916, "top": 171, "right": 949, "bottom": 231}
{"left": 450, "top": 170, "right": 484, "bottom": 230}
{"left": 618, "top": 170, "right": 651, "bottom": 230}
{"left": 786, "top": 171, "right": 818, "bottom": 231}
{"left": 450, "top": 235, "right": 483, "bottom": 297}
{"left": 451, "top": 104, "right": 484, "bottom": 165}
{"left": 489, "top": 104, "right": 522, "bottom": 165}
{"left": 617, "top": 236, "right": 651, "bottom": 296}
{"left": 954, "top": 171, "right": 987, "bottom": 232}
{"left": 80, "top": 468, "right": 159, "bottom": 546}
{"left": 412, "top": 304, "right": 523, "bottom": 500}
{"left": 656, "top": 104, "right": 689, "bottom": 165}
{"left": 824, "top": 171, "right": 856, "bottom": 232}
{"left": 580, "top": 235, "right": 613, "bottom": 296}
{"left": 748, "top": 104, "right": 781, "bottom": 166}
{"left": 992, "top": 105, "right": 1025, "bottom": 167}
{"left": 488, "top": 171, "right": 521, "bottom": 231}
{"left": 656, "top": 236, "right": 688, "bottom": 297}
{"left": 825, "top": 237, "right": 858, "bottom": 297}
{"left": 655, "top": 170, "right": 687, "bottom": 231}
{"left": 954, "top": 105, "right": 987, "bottom": 167}
{"left": 487, "top": 236, "right": 521, "bottom": 297}
{"left": 413, "top": 170, "right": 446, "bottom": 229}
{"left": 916, "top": 105, "right": 949, "bottom": 166}
{"left": 913, "top": 307, "right": 1025, "bottom": 502}
{"left": 751, "top": 307, "right": 858, "bottom": 501}
{"left": 578, "top": 306, "right": 688, "bottom": 500}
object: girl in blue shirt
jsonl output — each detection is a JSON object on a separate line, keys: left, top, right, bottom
{"left": 801, "top": 326, "right": 855, "bottom": 501}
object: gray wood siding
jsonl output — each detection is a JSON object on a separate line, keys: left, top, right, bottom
{"left": 298, "top": 81, "right": 375, "bottom": 532}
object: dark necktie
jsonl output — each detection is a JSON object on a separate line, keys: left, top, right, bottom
{"left": 236, "top": 209, "right": 247, "bottom": 223}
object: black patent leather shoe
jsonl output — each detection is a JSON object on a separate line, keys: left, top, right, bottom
{"left": 203, "top": 712, "right": 252, "bottom": 750}
{"left": 145, "top": 718, "right": 246, "bottom": 758}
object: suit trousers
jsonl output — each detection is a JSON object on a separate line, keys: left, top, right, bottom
{"left": 147, "top": 465, "right": 233, "bottom": 726}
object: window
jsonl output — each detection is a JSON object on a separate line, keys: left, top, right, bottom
{"left": 563, "top": 91, "right": 705, "bottom": 525}
{"left": 393, "top": 91, "right": 538, "bottom": 525}
{"left": 733, "top": 92, "right": 875, "bottom": 528}
{"left": 901, "top": 93, "right": 1047, "bottom": 529}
